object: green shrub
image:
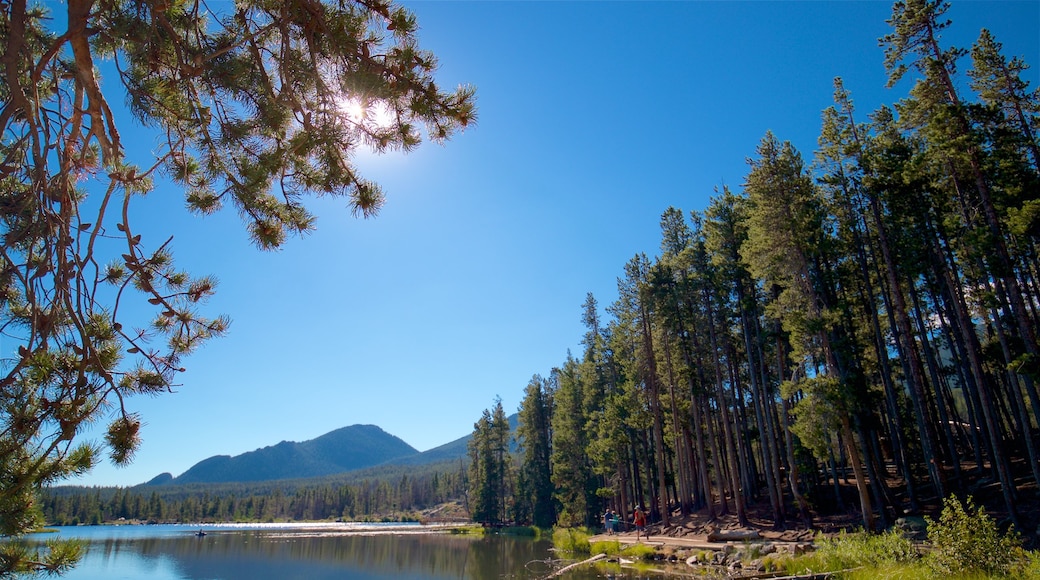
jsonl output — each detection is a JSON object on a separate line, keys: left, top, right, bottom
{"left": 552, "top": 527, "right": 591, "bottom": 554}
{"left": 500, "top": 525, "right": 539, "bottom": 537}
{"left": 620, "top": 543, "right": 657, "bottom": 561}
{"left": 1010, "top": 549, "right": 1040, "bottom": 579}
{"left": 760, "top": 553, "right": 789, "bottom": 573}
{"left": 740, "top": 541, "right": 764, "bottom": 561}
{"left": 841, "top": 563, "right": 933, "bottom": 580}
{"left": 786, "top": 528, "right": 917, "bottom": 574}
{"left": 925, "top": 495, "right": 1020, "bottom": 577}
{"left": 589, "top": 540, "right": 622, "bottom": 556}
{"left": 860, "top": 528, "right": 919, "bottom": 566}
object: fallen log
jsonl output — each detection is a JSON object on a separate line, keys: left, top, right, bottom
{"left": 547, "top": 553, "right": 606, "bottom": 578}
{"left": 706, "top": 528, "right": 762, "bottom": 542}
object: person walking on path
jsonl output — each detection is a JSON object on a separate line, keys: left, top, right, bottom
{"left": 633, "top": 505, "right": 646, "bottom": 540}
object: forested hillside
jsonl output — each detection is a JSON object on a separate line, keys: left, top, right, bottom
{"left": 40, "top": 421, "right": 514, "bottom": 524}
{"left": 468, "top": 0, "right": 1040, "bottom": 535}
{"left": 42, "top": 460, "right": 469, "bottom": 524}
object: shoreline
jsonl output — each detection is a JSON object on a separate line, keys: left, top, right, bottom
{"left": 46, "top": 520, "right": 479, "bottom": 535}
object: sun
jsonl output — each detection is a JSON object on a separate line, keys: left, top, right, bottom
{"left": 331, "top": 93, "right": 415, "bottom": 157}
{"left": 341, "top": 98, "right": 365, "bottom": 122}
{"left": 337, "top": 96, "right": 396, "bottom": 129}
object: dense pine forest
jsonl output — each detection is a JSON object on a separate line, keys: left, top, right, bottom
{"left": 42, "top": 461, "right": 469, "bottom": 524}
{"left": 468, "top": 0, "right": 1040, "bottom": 536}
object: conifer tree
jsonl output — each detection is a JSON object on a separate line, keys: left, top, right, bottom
{"left": 515, "top": 375, "right": 555, "bottom": 527}
{"left": 615, "top": 254, "right": 672, "bottom": 528}
{"left": 742, "top": 132, "right": 877, "bottom": 530}
{"left": 819, "top": 84, "right": 942, "bottom": 509}
{"left": 969, "top": 29, "right": 1040, "bottom": 173}
{"left": 0, "top": 0, "right": 473, "bottom": 568}
{"left": 883, "top": 0, "right": 1038, "bottom": 522}
{"left": 703, "top": 191, "right": 799, "bottom": 528}
{"left": 550, "top": 356, "right": 595, "bottom": 527}
{"left": 468, "top": 399, "right": 512, "bottom": 525}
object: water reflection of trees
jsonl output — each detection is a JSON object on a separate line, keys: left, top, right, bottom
{"left": 92, "top": 531, "right": 554, "bottom": 579}
{"left": 468, "top": 535, "right": 553, "bottom": 580}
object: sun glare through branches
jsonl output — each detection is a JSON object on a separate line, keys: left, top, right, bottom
{"left": 337, "top": 97, "right": 396, "bottom": 131}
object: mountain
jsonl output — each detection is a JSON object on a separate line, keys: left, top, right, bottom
{"left": 158, "top": 424, "right": 418, "bottom": 485}
{"left": 392, "top": 413, "right": 519, "bottom": 466}
{"left": 145, "top": 472, "right": 174, "bottom": 485}
{"left": 147, "top": 416, "right": 519, "bottom": 486}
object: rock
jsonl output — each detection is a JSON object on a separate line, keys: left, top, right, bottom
{"left": 895, "top": 516, "right": 929, "bottom": 540}
{"left": 747, "top": 559, "right": 766, "bottom": 572}
{"left": 895, "top": 516, "right": 927, "bottom": 532}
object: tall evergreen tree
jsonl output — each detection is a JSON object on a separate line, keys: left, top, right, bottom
{"left": 703, "top": 191, "right": 800, "bottom": 528}
{"left": 617, "top": 254, "right": 672, "bottom": 528}
{"left": 515, "top": 375, "right": 555, "bottom": 527}
{"left": 819, "top": 84, "right": 944, "bottom": 510}
{"left": 884, "top": 0, "right": 1038, "bottom": 522}
{"left": 468, "top": 399, "right": 512, "bottom": 525}
{"left": 551, "top": 356, "right": 596, "bottom": 527}
{"left": 969, "top": 29, "right": 1040, "bottom": 173}
{"left": 742, "top": 132, "right": 877, "bottom": 530}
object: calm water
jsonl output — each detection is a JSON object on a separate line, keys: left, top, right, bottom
{"left": 25, "top": 523, "right": 672, "bottom": 579}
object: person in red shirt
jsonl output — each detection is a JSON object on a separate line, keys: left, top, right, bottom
{"left": 633, "top": 505, "right": 646, "bottom": 540}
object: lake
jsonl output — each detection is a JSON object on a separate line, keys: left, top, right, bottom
{"left": 24, "top": 523, "right": 674, "bottom": 579}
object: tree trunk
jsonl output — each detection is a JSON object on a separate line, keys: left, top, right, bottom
{"left": 691, "top": 392, "right": 716, "bottom": 519}
{"left": 908, "top": 282, "right": 962, "bottom": 481}
{"left": 705, "top": 294, "right": 747, "bottom": 526}
{"left": 841, "top": 417, "right": 876, "bottom": 531}
{"left": 934, "top": 235, "right": 1019, "bottom": 523}
{"left": 661, "top": 333, "right": 694, "bottom": 516}
{"left": 744, "top": 311, "right": 784, "bottom": 527}
{"left": 639, "top": 304, "right": 671, "bottom": 528}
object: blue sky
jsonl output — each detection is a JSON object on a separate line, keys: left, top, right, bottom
{"left": 66, "top": 1, "right": 1039, "bottom": 487}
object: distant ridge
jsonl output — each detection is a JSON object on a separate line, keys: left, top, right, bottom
{"left": 145, "top": 472, "right": 174, "bottom": 485}
{"left": 143, "top": 417, "right": 519, "bottom": 486}
{"left": 391, "top": 413, "right": 519, "bottom": 466}
{"left": 155, "top": 424, "right": 418, "bottom": 485}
